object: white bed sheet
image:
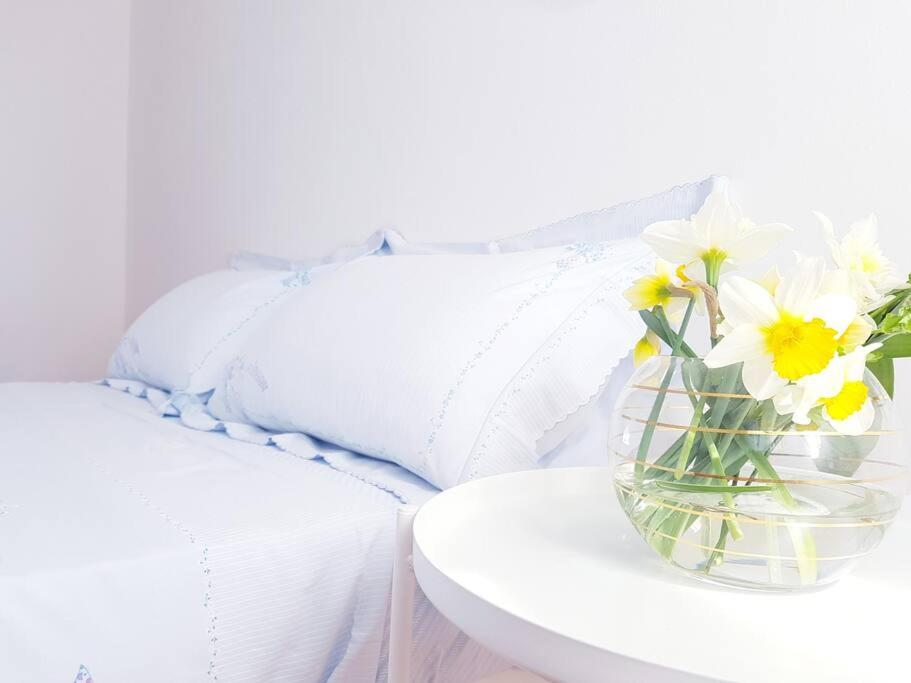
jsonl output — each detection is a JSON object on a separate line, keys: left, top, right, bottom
{"left": 0, "top": 383, "right": 505, "bottom": 682}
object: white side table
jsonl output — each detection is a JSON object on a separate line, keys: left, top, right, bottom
{"left": 411, "top": 467, "right": 911, "bottom": 683}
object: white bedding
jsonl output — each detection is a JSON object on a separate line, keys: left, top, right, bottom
{"left": 0, "top": 383, "right": 505, "bottom": 682}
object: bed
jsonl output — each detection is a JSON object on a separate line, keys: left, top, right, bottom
{"left": 1, "top": 179, "right": 721, "bottom": 681}
{"left": 0, "top": 382, "right": 507, "bottom": 682}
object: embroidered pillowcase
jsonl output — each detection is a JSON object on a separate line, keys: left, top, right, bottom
{"left": 108, "top": 269, "right": 310, "bottom": 394}
{"left": 207, "top": 238, "right": 653, "bottom": 490}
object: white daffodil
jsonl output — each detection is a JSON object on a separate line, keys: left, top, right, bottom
{"left": 821, "top": 266, "right": 880, "bottom": 312}
{"left": 703, "top": 258, "right": 857, "bottom": 400}
{"left": 817, "top": 264, "right": 877, "bottom": 350}
{"left": 774, "top": 345, "right": 880, "bottom": 435}
{"left": 623, "top": 259, "right": 690, "bottom": 321}
{"left": 816, "top": 212, "right": 904, "bottom": 303}
{"left": 642, "top": 192, "right": 792, "bottom": 285}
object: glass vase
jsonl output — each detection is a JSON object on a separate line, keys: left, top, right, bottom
{"left": 609, "top": 355, "right": 907, "bottom": 591}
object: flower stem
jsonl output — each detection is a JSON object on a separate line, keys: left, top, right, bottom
{"left": 674, "top": 395, "right": 706, "bottom": 479}
{"left": 707, "top": 439, "right": 743, "bottom": 540}
{"left": 634, "top": 299, "right": 696, "bottom": 479}
{"left": 746, "top": 444, "right": 818, "bottom": 585}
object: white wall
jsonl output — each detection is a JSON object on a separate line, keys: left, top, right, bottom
{"left": 125, "top": 0, "right": 909, "bottom": 409}
{"left": 127, "top": 0, "right": 911, "bottom": 306}
{"left": 0, "top": 0, "right": 130, "bottom": 381}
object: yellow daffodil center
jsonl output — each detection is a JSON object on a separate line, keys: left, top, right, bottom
{"left": 675, "top": 264, "right": 691, "bottom": 282}
{"left": 624, "top": 274, "right": 673, "bottom": 311}
{"left": 761, "top": 313, "right": 838, "bottom": 380}
{"left": 860, "top": 252, "right": 882, "bottom": 274}
{"left": 822, "top": 381, "right": 868, "bottom": 421}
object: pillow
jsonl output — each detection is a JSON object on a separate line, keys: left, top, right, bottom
{"left": 230, "top": 176, "right": 725, "bottom": 267}
{"left": 208, "top": 237, "right": 653, "bottom": 489}
{"left": 108, "top": 269, "right": 309, "bottom": 394}
{"left": 230, "top": 230, "right": 390, "bottom": 271}
{"left": 494, "top": 175, "right": 725, "bottom": 251}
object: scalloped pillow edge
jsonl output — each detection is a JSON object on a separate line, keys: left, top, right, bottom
{"left": 458, "top": 257, "right": 648, "bottom": 485}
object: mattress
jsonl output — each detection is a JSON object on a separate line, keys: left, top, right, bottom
{"left": 0, "top": 382, "right": 506, "bottom": 682}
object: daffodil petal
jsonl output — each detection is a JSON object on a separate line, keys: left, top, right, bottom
{"left": 838, "top": 315, "right": 875, "bottom": 353}
{"left": 663, "top": 297, "right": 687, "bottom": 324}
{"left": 844, "top": 343, "right": 880, "bottom": 379}
{"left": 813, "top": 211, "right": 835, "bottom": 239}
{"left": 845, "top": 213, "right": 878, "bottom": 243}
{"left": 725, "top": 222, "right": 793, "bottom": 263}
{"left": 773, "top": 385, "right": 803, "bottom": 418}
{"left": 704, "top": 325, "right": 766, "bottom": 368}
{"left": 695, "top": 193, "right": 740, "bottom": 250}
{"left": 774, "top": 384, "right": 817, "bottom": 425}
{"left": 641, "top": 220, "right": 704, "bottom": 264}
{"left": 796, "top": 359, "right": 844, "bottom": 399}
{"left": 718, "top": 276, "right": 778, "bottom": 328}
{"left": 757, "top": 267, "right": 782, "bottom": 296}
{"left": 654, "top": 259, "right": 677, "bottom": 279}
{"left": 633, "top": 330, "right": 662, "bottom": 367}
{"left": 775, "top": 256, "right": 826, "bottom": 316}
{"left": 742, "top": 356, "right": 789, "bottom": 400}
{"left": 806, "top": 293, "right": 857, "bottom": 337}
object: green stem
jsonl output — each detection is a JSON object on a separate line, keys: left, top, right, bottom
{"left": 745, "top": 444, "right": 818, "bottom": 586}
{"left": 656, "top": 481, "right": 773, "bottom": 494}
{"left": 634, "top": 299, "right": 696, "bottom": 479}
{"left": 674, "top": 395, "right": 706, "bottom": 479}
{"left": 654, "top": 307, "right": 698, "bottom": 358}
{"left": 707, "top": 439, "right": 743, "bottom": 540}
{"left": 706, "top": 522, "right": 729, "bottom": 571}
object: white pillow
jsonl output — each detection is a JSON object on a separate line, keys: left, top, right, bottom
{"left": 230, "top": 230, "right": 389, "bottom": 271}
{"left": 494, "top": 176, "right": 725, "bottom": 251}
{"left": 230, "top": 176, "right": 725, "bottom": 267}
{"left": 208, "top": 238, "right": 653, "bottom": 489}
{"left": 108, "top": 269, "right": 309, "bottom": 394}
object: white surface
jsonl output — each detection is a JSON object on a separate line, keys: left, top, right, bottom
{"left": 413, "top": 467, "right": 911, "bottom": 683}
{"left": 209, "top": 239, "right": 651, "bottom": 490}
{"left": 0, "top": 382, "right": 503, "bottom": 682}
{"left": 0, "top": 0, "right": 129, "bottom": 381}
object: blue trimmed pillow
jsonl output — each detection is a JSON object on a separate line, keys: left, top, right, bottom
{"left": 108, "top": 269, "right": 309, "bottom": 394}
{"left": 208, "top": 238, "right": 654, "bottom": 489}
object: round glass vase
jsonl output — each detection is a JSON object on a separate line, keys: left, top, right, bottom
{"left": 609, "top": 355, "right": 907, "bottom": 592}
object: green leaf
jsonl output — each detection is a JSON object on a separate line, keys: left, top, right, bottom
{"left": 867, "top": 356, "right": 895, "bottom": 398}
{"left": 870, "top": 285, "right": 911, "bottom": 324}
{"left": 879, "top": 333, "right": 911, "bottom": 360}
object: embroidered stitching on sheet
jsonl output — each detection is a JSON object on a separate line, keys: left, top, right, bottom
{"left": 87, "top": 458, "right": 220, "bottom": 680}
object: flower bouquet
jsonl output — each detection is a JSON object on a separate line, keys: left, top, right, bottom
{"left": 611, "top": 192, "right": 910, "bottom": 590}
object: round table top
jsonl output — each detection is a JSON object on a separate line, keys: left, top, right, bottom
{"left": 412, "top": 467, "right": 911, "bottom": 683}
